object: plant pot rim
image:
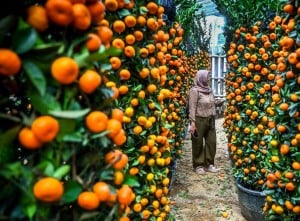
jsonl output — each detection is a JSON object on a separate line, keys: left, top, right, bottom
{"left": 236, "top": 180, "right": 266, "bottom": 197}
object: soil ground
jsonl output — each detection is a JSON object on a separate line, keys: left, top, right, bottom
{"left": 169, "top": 118, "right": 247, "bottom": 221}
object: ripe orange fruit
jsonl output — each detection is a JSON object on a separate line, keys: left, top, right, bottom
{"left": 26, "top": 5, "right": 48, "bottom": 32}
{"left": 286, "top": 182, "right": 296, "bottom": 191}
{"left": 110, "top": 56, "right": 122, "bottom": 70}
{"left": 280, "top": 143, "right": 290, "bottom": 154}
{"left": 0, "top": 49, "right": 22, "bottom": 76}
{"left": 85, "top": 33, "right": 102, "bottom": 52}
{"left": 79, "top": 70, "right": 102, "bottom": 94}
{"left": 18, "top": 127, "right": 43, "bottom": 150}
{"left": 279, "top": 102, "right": 289, "bottom": 111}
{"left": 285, "top": 171, "right": 294, "bottom": 179}
{"left": 139, "top": 68, "right": 150, "bottom": 78}
{"left": 146, "top": 2, "right": 158, "bottom": 14}
{"left": 133, "top": 125, "right": 143, "bottom": 134}
{"left": 105, "top": 0, "right": 118, "bottom": 11}
{"left": 112, "top": 129, "right": 127, "bottom": 146}
{"left": 31, "top": 116, "right": 60, "bottom": 143}
{"left": 72, "top": 3, "right": 91, "bottom": 30}
{"left": 146, "top": 17, "right": 158, "bottom": 31}
{"left": 119, "top": 69, "right": 131, "bottom": 80}
{"left": 277, "top": 125, "right": 287, "bottom": 133}
{"left": 118, "top": 85, "right": 129, "bottom": 95}
{"left": 97, "top": 26, "right": 113, "bottom": 45}
{"left": 113, "top": 20, "right": 126, "bottom": 33}
{"left": 85, "top": 111, "right": 108, "bottom": 133}
{"left": 283, "top": 3, "right": 295, "bottom": 14}
{"left": 113, "top": 152, "right": 128, "bottom": 170}
{"left": 106, "top": 119, "right": 122, "bottom": 138}
{"left": 119, "top": 216, "right": 130, "bottom": 221}
{"left": 112, "top": 38, "right": 125, "bottom": 49}
{"left": 139, "top": 48, "right": 149, "bottom": 58}
{"left": 124, "top": 15, "right": 136, "bottom": 28}
{"left": 93, "top": 181, "right": 110, "bottom": 202}
{"left": 133, "top": 30, "right": 144, "bottom": 41}
{"left": 292, "top": 161, "right": 300, "bottom": 170}
{"left": 87, "top": 1, "right": 105, "bottom": 23}
{"left": 137, "top": 15, "right": 146, "bottom": 26}
{"left": 105, "top": 149, "right": 128, "bottom": 170}
{"left": 33, "top": 177, "right": 64, "bottom": 202}
{"left": 117, "top": 185, "right": 134, "bottom": 206}
{"left": 147, "top": 84, "right": 157, "bottom": 93}
{"left": 125, "top": 34, "right": 135, "bottom": 45}
{"left": 111, "top": 108, "right": 124, "bottom": 122}
{"left": 114, "top": 170, "right": 124, "bottom": 186}
{"left": 51, "top": 57, "right": 79, "bottom": 84}
{"left": 77, "top": 191, "right": 100, "bottom": 210}
{"left": 285, "top": 200, "right": 294, "bottom": 210}
{"left": 45, "top": 0, "right": 73, "bottom": 26}
{"left": 124, "top": 46, "right": 135, "bottom": 57}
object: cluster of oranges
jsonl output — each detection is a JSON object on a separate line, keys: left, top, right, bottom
{"left": 224, "top": 0, "right": 300, "bottom": 219}
{"left": 0, "top": 0, "right": 191, "bottom": 220}
{"left": 102, "top": 2, "right": 189, "bottom": 219}
{"left": 184, "top": 51, "right": 211, "bottom": 85}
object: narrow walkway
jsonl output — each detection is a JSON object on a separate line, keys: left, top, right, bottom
{"left": 169, "top": 118, "right": 247, "bottom": 221}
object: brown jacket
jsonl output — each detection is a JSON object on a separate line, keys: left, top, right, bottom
{"left": 188, "top": 90, "right": 216, "bottom": 122}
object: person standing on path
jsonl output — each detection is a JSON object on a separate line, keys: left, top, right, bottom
{"left": 188, "top": 69, "right": 222, "bottom": 175}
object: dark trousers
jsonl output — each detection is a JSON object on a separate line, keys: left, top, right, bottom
{"left": 191, "top": 116, "right": 216, "bottom": 169}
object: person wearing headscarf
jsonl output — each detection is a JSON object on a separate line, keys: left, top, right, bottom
{"left": 188, "top": 69, "right": 219, "bottom": 175}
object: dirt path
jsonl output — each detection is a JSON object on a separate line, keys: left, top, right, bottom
{"left": 169, "top": 118, "right": 247, "bottom": 221}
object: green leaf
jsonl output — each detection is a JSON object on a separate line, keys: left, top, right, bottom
{"left": 67, "top": 35, "right": 87, "bottom": 57}
{"left": 44, "top": 163, "right": 55, "bottom": 176}
{"left": 27, "top": 90, "right": 61, "bottom": 114}
{"left": 63, "top": 133, "right": 84, "bottom": 143}
{"left": 124, "top": 175, "right": 140, "bottom": 187}
{"left": 12, "top": 18, "right": 37, "bottom": 54}
{"left": 133, "top": 84, "right": 143, "bottom": 92}
{"left": 23, "top": 60, "right": 46, "bottom": 96}
{"left": 49, "top": 108, "right": 90, "bottom": 119}
{"left": 31, "top": 42, "right": 63, "bottom": 59}
{"left": 139, "top": 6, "right": 148, "bottom": 14}
{"left": 53, "top": 165, "right": 70, "bottom": 179}
{"left": 57, "top": 118, "right": 77, "bottom": 142}
{"left": 99, "top": 169, "right": 114, "bottom": 180}
{"left": 85, "top": 51, "right": 107, "bottom": 63}
{"left": 0, "top": 15, "right": 18, "bottom": 45}
{"left": 61, "top": 180, "right": 82, "bottom": 203}
{"left": 24, "top": 203, "right": 36, "bottom": 219}
{"left": 0, "top": 126, "right": 20, "bottom": 164}
{"left": 105, "top": 47, "right": 122, "bottom": 57}
{"left": 101, "top": 63, "right": 112, "bottom": 71}
{"left": 74, "top": 49, "right": 91, "bottom": 67}
{"left": 0, "top": 162, "right": 22, "bottom": 178}
{"left": 118, "top": 9, "right": 131, "bottom": 17}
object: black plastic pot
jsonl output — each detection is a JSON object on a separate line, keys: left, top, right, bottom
{"left": 236, "top": 181, "right": 266, "bottom": 221}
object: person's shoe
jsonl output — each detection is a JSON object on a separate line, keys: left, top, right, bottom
{"left": 194, "top": 166, "right": 206, "bottom": 175}
{"left": 205, "top": 165, "right": 219, "bottom": 173}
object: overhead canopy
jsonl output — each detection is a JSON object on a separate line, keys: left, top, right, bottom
{"left": 196, "top": 0, "right": 222, "bottom": 17}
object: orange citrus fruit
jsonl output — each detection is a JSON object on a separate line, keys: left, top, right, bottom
{"left": 77, "top": 191, "right": 100, "bottom": 210}
{"left": 18, "top": 127, "right": 43, "bottom": 150}
{"left": 79, "top": 70, "right": 102, "bottom": 94}
{"left": 85, "top": 111, "right": 108, "bottom": 133}
{"left": 31, "top": 116, "right": 60, "bottom": 143}
{"left": 0, "top": 49, "right": 22, "bottom": 76}
{"left": 33, "top": 177, "right": 64, "bottom": 202}
{"left": 51, "top": 57, "right": 79, "bottom": 84}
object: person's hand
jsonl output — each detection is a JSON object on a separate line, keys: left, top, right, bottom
{"left": 189, "top": 122, "right": 196, "bottom": 134}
